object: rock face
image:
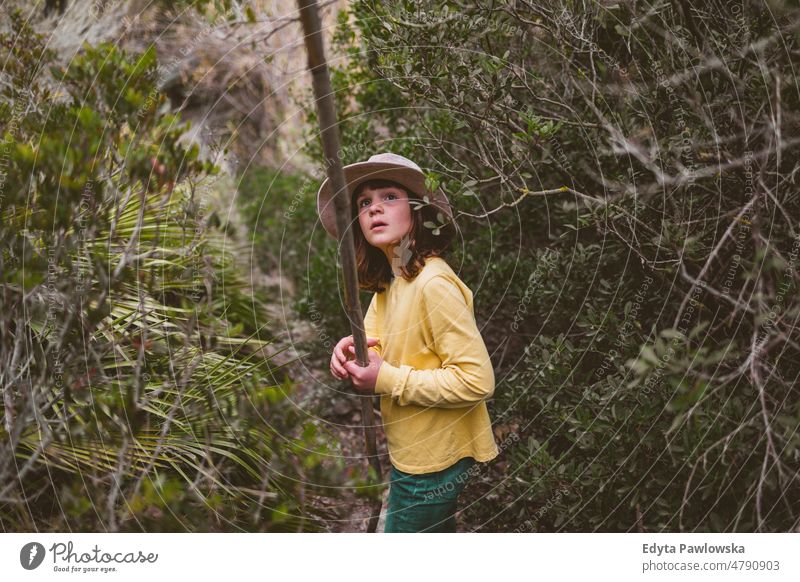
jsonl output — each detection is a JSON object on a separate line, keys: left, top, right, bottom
{"left": 26, "top": 0, "right": 347, "bottom": 174}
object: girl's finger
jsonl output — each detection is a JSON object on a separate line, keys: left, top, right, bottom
{"left": 331, "top": 354, "right": 348, "bottom": 378}
{"left": 334, "top": 337, "right": 354, "bottom": 364}
{"left": 343, "top": 359, "right": 356, "bottom": 372}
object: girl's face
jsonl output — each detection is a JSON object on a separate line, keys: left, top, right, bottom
{"left": 355, "top": 185, "right": 413, "bottom": 256}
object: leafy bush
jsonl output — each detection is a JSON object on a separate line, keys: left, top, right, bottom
{"left": 0, "top": 11, "right": 336, "bottom": 532}
{"left": 236, "top": 165, "right": 350, "bottom": 356}
{"left": 314, "top": 0, "right": 800, "bottom": 532}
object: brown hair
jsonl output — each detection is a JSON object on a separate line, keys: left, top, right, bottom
{"left": 351, "top": 179, "right": 456, "bottom": 293}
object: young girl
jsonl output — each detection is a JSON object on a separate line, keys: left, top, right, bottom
{"left": 318, "top": 153, "right": 498, "bottom": 533}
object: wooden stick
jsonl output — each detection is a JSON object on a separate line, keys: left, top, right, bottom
{"left": 296, "top": 0, "right": 382, "bottom": 533}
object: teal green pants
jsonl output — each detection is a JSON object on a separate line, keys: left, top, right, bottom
{"left": 384, "top": 457, "right": 476, "bottom": 533}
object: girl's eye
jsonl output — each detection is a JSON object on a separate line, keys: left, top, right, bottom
{"left": 359, "top": 193, "right": 398, "bottom": 207}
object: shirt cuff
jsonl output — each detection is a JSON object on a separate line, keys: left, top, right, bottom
{"left": 374, "top": 361, "right": 410, "bottom": 397}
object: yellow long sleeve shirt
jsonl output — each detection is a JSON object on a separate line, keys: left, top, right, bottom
{"left": 364, "top": 256, "right": 499, "bottom": 474}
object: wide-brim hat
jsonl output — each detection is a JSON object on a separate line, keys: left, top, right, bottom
{"left": 316, "top": 152, "right": 453, "bottom": 240}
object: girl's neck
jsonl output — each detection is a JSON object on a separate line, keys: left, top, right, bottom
{"left": 389, "top": 260, "right": 404, "bottom": 278}
{"left": 383, "top": 237, "right": 415, "bottom": 278}
{"left": 388, "top": 254, "right": 439, "bottom": 281}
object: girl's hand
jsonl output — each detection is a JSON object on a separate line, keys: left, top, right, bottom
{"left": 330, "top": 335, "right": 380, "bottom": 381}
{"left": 342, "top": 346, "right": 383, "bottom": 394}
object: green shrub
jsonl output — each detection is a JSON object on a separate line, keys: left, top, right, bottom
{"left": 307, "top": 0, "right": 800, "bottom": 532}
{"left": 0, "top": 11, "right": 336, "bottom": 532}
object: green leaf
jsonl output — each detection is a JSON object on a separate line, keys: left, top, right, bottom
{"left": 667, "top": 412, "right": 685, "bottom": 434}
{"left": 639, "top": 345, "right": 659, "bottom": 365}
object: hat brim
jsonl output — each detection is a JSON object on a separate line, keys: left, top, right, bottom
{"left": 316, "top": 161, "right": 452, "bottom": 239}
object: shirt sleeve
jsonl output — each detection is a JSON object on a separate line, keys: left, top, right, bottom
{"left": 373, "top": 275, "right": 495, "bottom": 408}
{"left": 363, "top": 293, "right": 382, "bottom": 358}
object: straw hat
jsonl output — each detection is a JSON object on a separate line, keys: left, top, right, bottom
{"left": 316, "top": 152, "right": 453, "bottom": 239}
